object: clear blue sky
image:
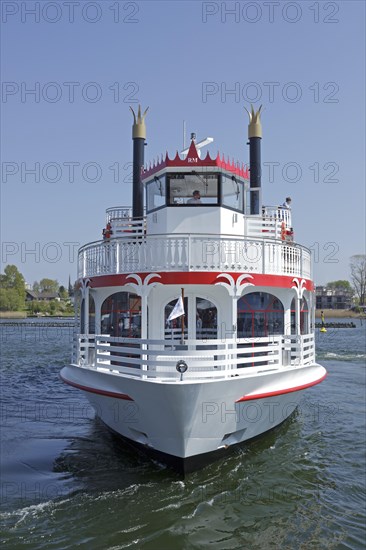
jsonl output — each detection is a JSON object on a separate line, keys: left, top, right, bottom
{"left": 1, "top": 0, "right": 365, "bottom": 287}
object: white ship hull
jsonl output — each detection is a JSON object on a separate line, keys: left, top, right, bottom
{"left": 61, "top": 362, "right": 326, "bottom": 472}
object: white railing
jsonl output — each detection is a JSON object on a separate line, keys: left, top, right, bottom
{"left": 246, "top": 207, "right": 292, "bottom": 240}
{"left": 104, "top": 207, "right": 145, "bottom": 239}
{"left": 106, "top": 206, "right": 132, "bottom": 222}
{"left": 263, "top": 205, "right": 292, "bottom": 226}
{"left": 78, "top": 234, "right": 311, "bottom": 279}
{"left": 109, "top": 217, "right": 145, "bottom": 239}
{"left": 74, "top": 333, "right": 315, "bottom": 380}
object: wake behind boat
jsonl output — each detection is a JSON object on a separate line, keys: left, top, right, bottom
{"left": 61, "top": 105, "right": 326, "bottom": 473}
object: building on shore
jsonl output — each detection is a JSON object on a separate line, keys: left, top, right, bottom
{"left": 25, "top": 290, "right": 60, "bottom": 302}
{"left": 315, "top": 286, "right": 353, "bottom": 310}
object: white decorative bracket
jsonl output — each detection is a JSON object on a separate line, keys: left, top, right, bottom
{"left": 126, "top": 273, "right": 161, "bottom": 297}
{"left": 292, "top": 278, "right": 307, "bottom": 299}
{"left": 215, "top": 273, "right": 254, "bottom": 298}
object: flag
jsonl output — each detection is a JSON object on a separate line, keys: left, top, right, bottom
{"left": 167, "top": 296, "right": 184, "bottom": 322}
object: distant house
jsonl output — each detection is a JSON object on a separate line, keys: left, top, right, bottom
{"left": 25, "top": 290, "right": 60, "bottom": 302}
{"left": 316, "top": 286, "right": 353, "bottom": 310}
{"left": 25, "top": 290, "right": 39, "bottom": 302}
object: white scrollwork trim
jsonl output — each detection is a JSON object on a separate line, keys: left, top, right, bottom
{"left": 79, "top": 278, "right": 90, "bottom": 299}
{"left": 215, "top": 273, "right": 254, "bottom": 298}
{"left": 292, "top": 277, "right": 307, "bottom": 299}
{"left": 126, "top": 273, "right": 161, "bottom": 297}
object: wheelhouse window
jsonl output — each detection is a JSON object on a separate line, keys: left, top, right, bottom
{"left": 146, "top": 176, "right": 166, "bottom": 213}
{"left": 101, "top": 292, "right": 141, "bottom": 338}
{"left": 237, "top": 292, "right": 284, "bottom": 338}
{"left": 167, "top": 173, "right": 219, "bottom": 205}
{"left": 221, "top": 174, "right": 244, "bottom": 212}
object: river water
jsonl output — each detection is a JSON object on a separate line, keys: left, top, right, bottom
{"left": 1, "top": 319, "right": 365, "bottom": 549}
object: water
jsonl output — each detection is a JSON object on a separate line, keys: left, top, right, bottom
{"left": 1, "top": 319, "right": 365, "bottom": 549}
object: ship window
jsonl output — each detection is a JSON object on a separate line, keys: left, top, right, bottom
{"left": 291, "top": 297, "right": 309, "bottom": 335}
{"left": 89, "top": 294, "right": 95, "bottom": 334}
{"left": 167, "top": 173, "right": 219, "bottom": 205}
{"left": 146, "top": 176, "right": 166, "bottom": 212}
{"left": 237, "top": 292, "right": 284, "bottom": 338}
{"left": 165, "top": 297, "right": 188, "bottom": 340}
{"left": 101, "top": 292, "right": 141, "bottom": 338}
{"left": 221, "top": 174, "right": 244, "bottom": 212}
{"left": 196, "top": 297, "right": 217, "bottom": 339}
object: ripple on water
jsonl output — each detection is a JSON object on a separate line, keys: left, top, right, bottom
{"left": 1, "top": 324, "right": 365, "bottom": 549}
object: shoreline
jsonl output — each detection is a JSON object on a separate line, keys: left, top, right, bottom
{"left": 0, "top": 309, "right": 364, "bottom": 320}
{"left": 314, "top": 309, "right": 365, "bottom": 319}
{"left": 0, "top": 311, "right": 73, "bottom": 319}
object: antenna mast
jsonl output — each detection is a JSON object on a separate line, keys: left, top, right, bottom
{"left": 183, "top": 120, "right": 186, "bottom": 150}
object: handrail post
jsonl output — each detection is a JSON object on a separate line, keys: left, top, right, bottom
{"left": 300, "top": 246, "right": 303, "bottom": 277}
{"left": 188, "top": 234, "right": 191, "bottom": 270}
{"left": 116, "top": 241, "right": 120, "bottom": 273}
{"left": 83, "top": 250, "right": 86, "bottom": 278}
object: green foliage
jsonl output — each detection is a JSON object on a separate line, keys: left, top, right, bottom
{"left": 350, "top": 255, "right": 366, "bottom": 306}
{"left": 327, "top": 280, "right": 352, "bottom": 291}
{"left": 39, "top": 278, "right": 59, "bottom": 293}
{"left": 0, "top": 265, "right": 74, "bottom": 315}
{"left": 0, "top": 288, "right": 25, "bottom": 311}
{"left": 33, "top": 281, "right": 40, "bottom": 293}
{"left": 0, "top": 265, "right": 25, "bottom": 311}
{"left": 59, "top": 285, "right": 68, "bottom": 300}
{"left": 27, "top": 298, "right": 74, "bottom": 316}
{"left": 28, "top": 300, "right": 49, "bottom": 314}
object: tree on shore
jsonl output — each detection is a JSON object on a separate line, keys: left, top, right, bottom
{"left": 0, "top": 265, "right": 26, "bottom": 311}
{"left": 59, "top": 285, "right": 68, "bottom": 300}
{"left": 350, "top": 255, "right": 366, "bottom": 306}
{"left": 39, "top": 278, "right": 59, "bottom": 293}
{"left": 327, "top": 280, "right": 352, "bottom": 292}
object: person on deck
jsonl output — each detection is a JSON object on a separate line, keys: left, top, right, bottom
{"left": 282, "top": 197, "right": 292, "bottom": 209}
{"left": 187, "top": 190, "right": 201, "bottom": 204}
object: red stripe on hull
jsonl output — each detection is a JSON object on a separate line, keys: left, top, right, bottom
{"left": 235, "top": 373, "right": 327, "bottom": 402}
{"left": 60, "top": 373, "right": 134, "bottom": 401}
{"left": 88, "top": 272, "right": 314, "bottom": 291}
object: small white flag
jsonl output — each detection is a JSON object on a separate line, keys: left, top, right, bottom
{"left": 167, "top": 296, "right": 185, "bottom": 322}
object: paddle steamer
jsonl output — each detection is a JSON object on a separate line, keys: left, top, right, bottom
{"left": 61, "top": 106, "right": 326, "bottom": 473}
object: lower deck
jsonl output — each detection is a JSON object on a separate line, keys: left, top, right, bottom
{"left": 74, "top": 333, "right": 315, "bottom": 381}
{"left": 76, "top": 276, "right": 315, "bottom": 381}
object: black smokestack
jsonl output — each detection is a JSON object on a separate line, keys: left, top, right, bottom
{"left": 246, "top": 105, "right": 262, "bottom": 215}
{"left": 130, "top": 105, "right": 148, "bottom": 218}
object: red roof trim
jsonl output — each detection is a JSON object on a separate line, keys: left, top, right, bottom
{"left": 142, "top": 147, "right": 249, "bottom": 180}
{"left": 235, "top": 373, "right": 327, "bottom": 402}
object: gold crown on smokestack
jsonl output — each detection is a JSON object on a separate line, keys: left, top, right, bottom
{"left": 245, "top": 104, "right": 262, "bottom": 138}
{"left": 130, "top": 105, "right": 149, "bottom": 139}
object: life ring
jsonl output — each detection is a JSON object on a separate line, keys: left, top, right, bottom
{"left": 281, "top": 221, "right": 286, "bottom": 241}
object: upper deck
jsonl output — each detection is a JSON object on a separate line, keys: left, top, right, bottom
{"left": 78, "top": 110, "right": 310, "bottom": 281}
{"left": 78, "top": 205, "right": 310, "bottom": 280}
